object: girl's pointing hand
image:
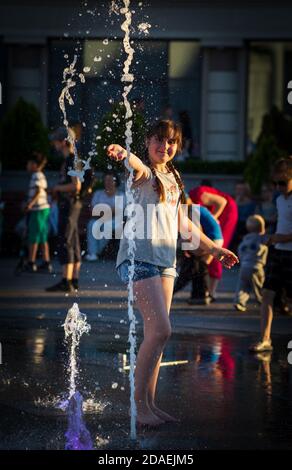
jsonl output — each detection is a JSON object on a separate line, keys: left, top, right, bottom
{"left": 107, "top": 144, "right": 127, "bottom": 162}
{"left": 212, "top": 247, "right": 239, "bottom": 269}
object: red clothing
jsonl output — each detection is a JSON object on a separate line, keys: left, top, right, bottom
{"left": 189, "top": 186, "right": 238, "bottom": 279}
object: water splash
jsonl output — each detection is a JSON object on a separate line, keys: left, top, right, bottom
{"left": 65, "top": 391, "right": 93, "bottom": 450}
{"left": 120, "top": 0, "right": 137, "bottom": 440}
{"left": 58, "top": 56, "right": 91, "bottom": 181}
{"left": 58, "top": 56, "right": 79, "bottom": 170}
{"left": 138, "top": 22, "right": 151, "bottom": 35}
{"left": 58, "top": 55, "right": 77, "bottom": 130}
{"left": 67, "top": 156, "right": 92, "bottom": 183}
{"left": 109, "top": 0, "right": 120, "bottom": 15}
{"left": 63, "top": 303, "right": 91, "bottom": 398}
{"left": 62, "top": 303, "right": 93, "bottom": 450}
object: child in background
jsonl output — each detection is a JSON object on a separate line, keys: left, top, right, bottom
{"left": 85, "top": 171, "right": 125, "bottom": 261}
{"left": 25, "top": 153, "right": 52, "bottom": 273}
{"left": 107, "top": 120, "right": 238, "bottom": 427}
{"left": 174, "top": 203, "right": 224, "bottom": 305}
{"left": 189, "top": 183, "right": 238, "bottom": 300}
{"left": 234, "top": 215, "right": 268, "bottom": 312}
{"left": 250, "top": 157, "right": 292, "bottom": 352}
{"left": 255, "top": 184, "right": 277, "bottom": 235}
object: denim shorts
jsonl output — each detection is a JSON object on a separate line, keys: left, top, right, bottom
{"left": 116, "top": 260, "right": 178, "bottom": 284}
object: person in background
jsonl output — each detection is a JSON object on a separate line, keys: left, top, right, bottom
{"left": 85, "top": 171, "right": 125, "bottom": 261}
{"left": 174, "top": 201, "right": 223, "bottom": 305}
{"left": 250, "top": 157, "right": 292, "bottom": 352}
{"left": 177, "top": 110, "right": 193, "bottom": 161}
{"left": 25, "top": 152, "right": 52, "bottom": 273}
{"left": 46, "top": 127, "right": 82, "bottom": 293}
{"left": 189, "top": 183, "right": 238, "bottom": 300}
{"left": 234, "top": 181, "right": 256, "bottom": 240}
{"left": 160, "top": 104, "right": 174, "bottom": 121}
{"left": 255, "top": 184, "right": 277, "bottom": 235}
{"left": 234, "top": 215, "right": 268, "bottom": 312}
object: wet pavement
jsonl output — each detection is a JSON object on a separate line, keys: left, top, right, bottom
{"left": 0, "top": 259, "right": 292, "bottom": 450}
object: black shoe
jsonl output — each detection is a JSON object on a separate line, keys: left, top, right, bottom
{"left": 25, "top": 262, "right": 38, "bottom": 273}
{"left": 38, "top": 262, "right": 54, "bottom": 274}
{"left": 46, "top": 279, "right": 74, "bottom": 293}
{"left": 71, "top": 279, "right": 79, "bottom": 291}
{"left": 187, "top": 296, "right": 212, "bottom": 305}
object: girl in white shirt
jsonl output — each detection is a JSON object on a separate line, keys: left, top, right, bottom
{"left": 108, "top": 120, "right": 238, "bottom": 428}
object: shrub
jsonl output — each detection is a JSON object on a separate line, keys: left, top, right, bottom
{"left": 245, "top": 106, "right": 291, "bottom": 193}
{"left": 0, "top": 98, "right": 50, "bottom": 170}
{"left": 95, "top": 102, "right": 146, "bottom": 174}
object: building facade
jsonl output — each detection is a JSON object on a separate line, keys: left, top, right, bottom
{"left": 0, "top": 0, "right": 292, "bottom": 161}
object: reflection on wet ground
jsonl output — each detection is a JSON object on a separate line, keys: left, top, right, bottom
{"left": 0, "top": 321, "right": 291, "bottom": 450}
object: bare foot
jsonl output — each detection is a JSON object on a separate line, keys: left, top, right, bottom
{"left": 136, "top": 415, "right": 165, "bottom": 429}
{"left": 149, "top": 404, "right": 180, "bottom": 423}
{"left": 135, "top": 406, "right": 165, "bottom": 428}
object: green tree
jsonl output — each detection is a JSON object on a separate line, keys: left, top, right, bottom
{"left": 95, "top": 102, "right": 146, "bottom": 173}
{"left": 0, "top": 98, "right": 50, "bottom": 170}
{"left": 245, "top": 106, "right": 290, "bottom": 193}
{"left": 245, "top": 135, "right": 286, "bottom": 194}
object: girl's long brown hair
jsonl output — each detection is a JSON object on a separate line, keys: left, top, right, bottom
{"left": 144, "top": 120, "right": 187, "bottom": 204}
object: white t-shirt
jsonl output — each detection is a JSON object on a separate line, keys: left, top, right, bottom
{"left": 28, "top": 171, "right": 50, "bottom": 211}
{"left": 116, "top": 165, "right": 181, "bottom": 269}
{"left": 91, "top": 189, "right": 125, "bottom": 211}
{"left": 275, "top": 193, "right": 292, "bottom": 251}
{"left": 91, "top": 189, "right": 125, "bottom": 232}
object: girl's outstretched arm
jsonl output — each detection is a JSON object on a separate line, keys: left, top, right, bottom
{"left": 107, "top": 144, "right": 147, "bottom": 176}
{"left": 178, "top": 204, "right": 239, "bottom": 269}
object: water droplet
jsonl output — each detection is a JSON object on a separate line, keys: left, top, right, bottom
{"left": 79, "top": 73, "right": 86, "bottom": 83}
{"left": 111, "top": 383, "right": 118, "bottom": 389}
{"left": 94, "top": 56, "right": 102, "bottom": 62}
{"left": 103, "top": 39, "right": 109, "bottom": 45}
{"left": 83, "top": 66, "right": 91, "bottom": 73}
